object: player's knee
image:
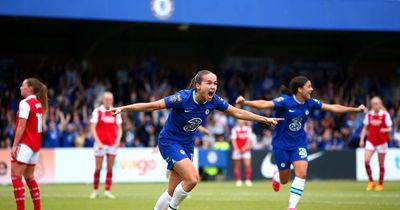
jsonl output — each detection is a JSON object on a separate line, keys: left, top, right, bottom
{"left": 185, "top": 174, "right": 199, "bottom": 188}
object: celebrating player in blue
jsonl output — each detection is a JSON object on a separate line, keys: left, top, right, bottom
{"left": 110, "top": 70, "right": 281, "bottom": 210}
{"left": 236, "top": 76, "right": 365, "bottom": 210}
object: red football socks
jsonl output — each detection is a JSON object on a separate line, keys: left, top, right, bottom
{"left": 105, "top": 171, "right": 113, "bottom": 191}
{"left": 25, "top": 177, "right": 41, "bottom": 210}
{"left": 93, "top": 170, "right": 101, "bottom": 190}
{"left": 12, "top": 176, "right": 25, "bottom": 210}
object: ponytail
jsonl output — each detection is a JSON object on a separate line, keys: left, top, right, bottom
{"left": 26, "top": 78, "right": 48, "bottom": 114}
{"left": 280, "top": 85, "right": 292, "bottom": 95}
{"left": 38, "top": 83, "right": 48, "bottom": 114}
{"left": 280, "top": 76, "right": 310, "bottom": 95}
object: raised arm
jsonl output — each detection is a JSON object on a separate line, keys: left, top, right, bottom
{"left": 224, "top": 105, "right": 282, "bottom": 126}
{"left": 321, "top": 104, "right": 365, "bottom": 114}
{"left": 110, "top": 99, "right": 166, "bottom": 115}
{"left": 236, "top": 96, "right": 275, "bottom": 109}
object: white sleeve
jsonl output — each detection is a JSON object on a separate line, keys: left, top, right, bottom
{"left": 230, "top": 128, "right": 237, "bottom": 139}
{"left": 385, "top": 112, "right": 393, "bottom": 127}
{"left": 116, "top": 114, "right": 122, "bottom": 125}
{"left": 247, "top": 127, "right": 252, "bottom": 137}
{"left": 90, "top": 109, "right": 98, "bottom": 124}
{"left": 18, "top": 100, "right": 30, "bottom": 119}
{"left": 363, "top": 114, "right": 369, "bottom": 126}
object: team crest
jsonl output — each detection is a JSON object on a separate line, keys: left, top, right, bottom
{"left": 305, "top": 110, "right": 309, "bottom": 115}
{"left": 150, "top": 0, "right": 175, "bottom": 20}
{"left": 169, "top": 94, "right": 182, "bottom": 103}
{"left": 205, "top": 109, "right": 210, "bottom": 115}
{"left": 180, "top": 149, "right": 186, "bottom": 155}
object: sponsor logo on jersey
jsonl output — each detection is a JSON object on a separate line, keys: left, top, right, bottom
{"left": 184, "top": 110, "right": 192, "bottom": 113}
{"left": 180, "top": 149, "right": 186, "bottom": 155}
{"left": 101, "top": 116, "right": 116, "bottom": 123}
{"left": 289, "top": 118, "right": 303, "bottom": 132}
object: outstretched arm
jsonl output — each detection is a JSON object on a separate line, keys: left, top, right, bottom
{"left": 321, "top": 104, "right": 365, "bottom": 114}
{"left": 110, "top": 99, "right": 166, "bottom": 115}
{"left": 224, "top": 105, "right": 282, "bottom": 127}
{"left": 236, "top": 96, "right": 275, "bottom": 109}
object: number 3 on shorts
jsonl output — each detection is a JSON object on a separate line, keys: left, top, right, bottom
{"left": 298, "top": 148, "right": 307, "bottom": 159}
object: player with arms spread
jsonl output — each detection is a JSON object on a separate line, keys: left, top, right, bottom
{"left": 236, "top": 76, "right": 365, "bottom": 210}
{"left": 11, "top": 78, "right": 48, "bottom": 210}
{"left": 110, "top": 70, "right": 281, "bottom": 210}
{"left": 359, "top": 96, "right": 392, "bottom": 192}
{"left": 89, "top": 91, "right": 123, "bottom": 199}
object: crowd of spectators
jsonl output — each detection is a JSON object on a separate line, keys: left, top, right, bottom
{"left": 1, "top": 57, "right": 400, "bottom": 151}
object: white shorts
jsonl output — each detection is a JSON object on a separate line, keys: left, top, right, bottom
{"left": 232, "top": 150, "right": 251, "bottom": 160}
{"left": 13, "top": 144, "right": 39, "bottom": 165}
{"left": 94, "top": 143, "right": 117, "bottom": 157}
{"left": 365, "top": 140, "right": 388, "bottom": 154}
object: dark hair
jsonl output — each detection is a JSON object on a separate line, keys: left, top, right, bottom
{"left": 187, "top": 70, "right": 214, "bottom": 90}
{"left": 280, "top": 76, "right": 310, "bottom": 95}
{"left": 26, "top": 78, "right": 48, "bottom": 113}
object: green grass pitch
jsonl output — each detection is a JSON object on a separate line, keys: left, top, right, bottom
{"left": 1, "top": 181, "right": 399, "bottom": 210}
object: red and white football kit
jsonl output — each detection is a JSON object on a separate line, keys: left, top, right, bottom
{"left": 231, "top": 125, "right": 252, "bottom": 160}
{"left": 363, "top": 110, "right": 393, "bottom": 154}
{"left": 13, "top": 95, "right": 43, "bottom": 165}
{"left": 90, "top": 105, "right": 122, "bottom": 156}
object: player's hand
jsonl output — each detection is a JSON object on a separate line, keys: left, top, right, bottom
{"left": 114, "top": 141, "right": 120, "bottom": 148}
{"left": 357, "top": 105, "right": 366, "bottom": 113}
{"left": 97, "top": 142, "right": 104, "bottom": 150}
{"left": 359, "top": 140, "right": 364, "bottom": 148}
{"left": 11, "top": 145, "right": 17, "bottom": 159}
{"left": 152, "top": 146, "right": 160, "bottom": 154}
{"left": 109, "top": 107, "right": 122, "bottom": 116}
{"left": 264, "top": 117, "right": 284, "bottom": 127}
{"left": 236, "top": 96, "right": 246, "bottom": 105}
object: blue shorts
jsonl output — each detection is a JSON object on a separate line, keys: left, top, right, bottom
{"left": 273, "top": 147, "right": 308, "bottom": 170}
{"left": 158, "top": 138, "right": 194, "bottom": 170}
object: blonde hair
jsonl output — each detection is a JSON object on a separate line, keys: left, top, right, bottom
{"left": 370, "top": 96, "right": 386, "bottom": 112}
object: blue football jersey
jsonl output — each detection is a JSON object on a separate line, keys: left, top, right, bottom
{"left": 159, "top": 89, "right": 229, "bottom": 144}
{"left": 272, "top": 94, "right": 322, "bottom": 150}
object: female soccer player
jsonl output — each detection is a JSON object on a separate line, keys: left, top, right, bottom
{"left": 236, "top": 76, "right": 365, "bottom": 210}
{"left": 110, "top": 70, "right": 281, "bottom": 210}
{"left": 11, "top": 78, "right": 48, "bottom": 210}
{"left": 89, "top": 91, "right": 122, "bottom": 199}
{"left": 359, "top": 96, "right": 392, "bottom": 192}
{"left": 231, "top": 119, "right": 253, "bottom": 187}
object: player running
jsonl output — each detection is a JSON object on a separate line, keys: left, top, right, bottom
{"left": 236, "top": 76, "right": 365, "bottom": 210}
{"left": 110, "top": 70, "right": 281, "bottom": 210}
{"left": 11, "top": 78, "right": 48, "bottom": 210}
{"left": 359, "top": 96, "right": 392, "bottom": 192}
{"left": 231, "top": 119, "right": 254, "bottom": 187}
{"left": 89, "top": 92, "right": 122, "bottom": 199}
